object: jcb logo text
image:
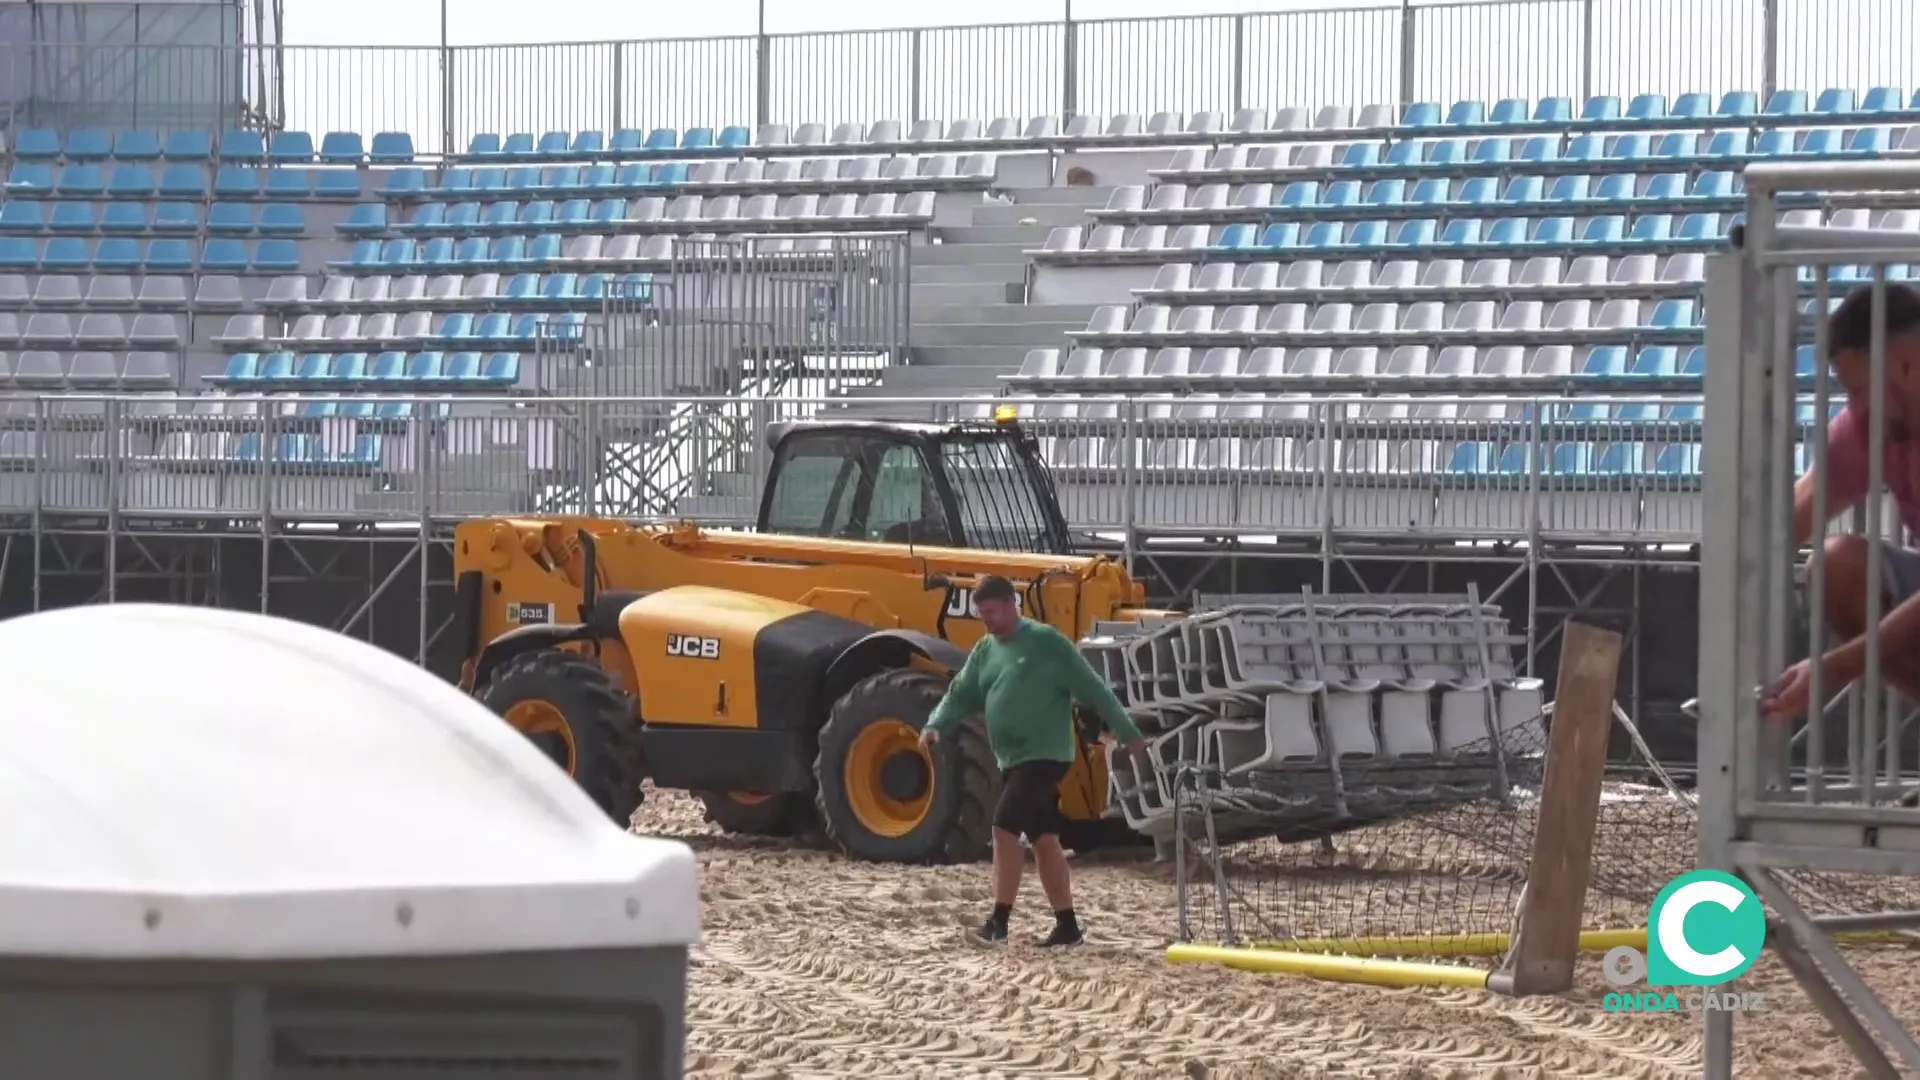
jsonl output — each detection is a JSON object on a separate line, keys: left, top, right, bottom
{"left": 666, "top": 634, "right": 721, "bottom": 660}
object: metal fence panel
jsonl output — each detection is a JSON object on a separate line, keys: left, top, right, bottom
{"left": 6, "top": 1, "right": 1914, "bottom": 137}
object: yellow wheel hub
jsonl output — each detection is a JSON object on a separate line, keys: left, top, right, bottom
{"left": 504, "top": 699, "right": 577, "bottom": 775}
{"left": 843, "top": 717, "right": 935, "bottom": 838}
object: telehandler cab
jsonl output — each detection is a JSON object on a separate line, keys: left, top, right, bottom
{"left": 453, "top": 412, "right": 1172, "bottom": 862}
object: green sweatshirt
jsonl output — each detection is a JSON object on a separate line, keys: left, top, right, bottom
{"left": 924, "top": 618, "right": 1145, "bottom": 770}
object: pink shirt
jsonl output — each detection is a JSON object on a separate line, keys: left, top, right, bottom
{"left": 1826, "top": 405, "right": 1920, "bottom": 538}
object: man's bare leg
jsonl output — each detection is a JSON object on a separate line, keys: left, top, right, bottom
{"left": 991, "top": 827, "right": 1024, "bottom": 906}
{"left": 1032, "top": 834, "right": 1084, "bottom": 946}
{"left": 1821, "top": 535, "right": 1920, "bottom": 700}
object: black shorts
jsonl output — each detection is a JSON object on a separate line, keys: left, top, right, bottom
{"left": 994, "top": 759, "right": 1070, "bottom": 839}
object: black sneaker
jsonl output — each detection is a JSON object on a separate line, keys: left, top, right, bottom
{"left": 1040, "top": 921, "right": 1084, "bottom": 948}
{"left": 973, "top": 919, "right": 1009, "bottom": 944}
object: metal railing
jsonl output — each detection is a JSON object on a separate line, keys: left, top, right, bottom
{"left": 4, "top": 1, "right": 1918, "bottom": 150}
{"left": 0, "top": 391, "right": 1855, "bottom": 550}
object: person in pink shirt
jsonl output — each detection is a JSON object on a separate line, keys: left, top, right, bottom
{"left": 1766, "top": 282, "right": 1920, "bottom": 718}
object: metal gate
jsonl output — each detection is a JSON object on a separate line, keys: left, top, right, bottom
{"left": 1699, "top": 160, "right": 1920, "bottom": 1078}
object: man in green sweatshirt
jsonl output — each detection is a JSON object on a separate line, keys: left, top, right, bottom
{"left": 919, "top": 574, "right": 1147, "bottom": 947}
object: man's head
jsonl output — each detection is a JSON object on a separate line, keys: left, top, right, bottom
{"left": 973, "top": 575, "right": 1022, "bottom": 639}
{"left": 1826, "top": 282, "right": 1920, "bottom": 440}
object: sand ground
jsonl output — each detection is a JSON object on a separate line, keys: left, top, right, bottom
{"left": 636, "top": 787, "right": 1920, "bottom": 1079}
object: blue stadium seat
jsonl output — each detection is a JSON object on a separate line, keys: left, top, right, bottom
{"left": 269, "top": 131, "right": 316, "bottom": 163}
{"left": 339, "top": 203, "right": 387, "bottom": 237}
{"left": 12, "top": 129, "right": 60, "bottom": 159}
{"left": 107, "top": 164, "right": 155, "bottom": 197}
{"left": 219, "top": 130, "right": 267, "bottom": 163}
{"left": 290, "top": 353, "right": 331, "bottom": 384}
{"left": 480, "top": 352, "right": 520, "bottom": 386}
{"left": 440, "top": 351, "right": 483, "bottom": 383}
{"left": 43, "top": 237, "right": 91, "bottom": 270}
{"left": 0, "top": 237, "right": 37, "bottom": 269}
{"left": 55, "top": 165, "right": 105, "bottom": 198}
{"left": 202, "top": 238, "right": 251, "bottom": 271}
{"left": 65, "top": 128, "right": 113, "bottom": 160}
{"left": 48, "top": 202, "right": 94, "bottom": 233}
{"left": 209, "top": 352, "right": 261, "bottom": 386}
{"left": 1717, "top": 91, "right": 1759, "bottom": 118}
{"left": 208, "top": 203, "right": 257, "bottom": 235}
{"left": 158, "top": 165, "right": 207, "bottom": 198}
{"left": 381, "top": 168, "right": 428, "bottom": 198}
{"left": 406, "top": 352, "right": 445, "bottom": 380}
{"left": 112, "top": 130, "right": 162, "bottom": 160}
{"left": 645, "top": 129, "right": 677, "bottom": 152}
{"left": 266, "top": 169, "right": 314, "bottom": 198}
{"left": 100, "top": 203, "right": 150, "bottom": 234}
{"left": 319, "top": 131, "right": 365, "bottom": 164}
{"left": 1630, "top": 346, "right": 1678, "bottom": 377}
{"left": 145, "top": 239, "right": 194, "bottom": 271}
{"left": 365, "top": 351, "right": 408, "bottom": 382}
{"left": 255, "top": 239, "right": 300, "bottom": 272}
{"left": 94, "top": 238, "right": 141, "bottom": 270}
{"left": 328, "top": 353, "right": 370, "bottom": 383}
{"left": 258, "top": 204, "right": 305, "bottom": 235}
{"left": 471, "top": 312, "right": 513, "bottom": 341}
{"left": 0, "top": 203, "right": 44, "bottom": 233}
{"left": 214, "top": 166, "right": 261, "bottom": 198}
{"left": 163, "top": 131, "right": 214, "bottom": 161}
{"left": 369, "top": 131, "right": 416, "bottom": 164}
{"left": 152, "top": 202, "right": 202, "bottom": 233}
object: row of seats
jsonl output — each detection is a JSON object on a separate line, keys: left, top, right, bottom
{"left": 328, "top": 233, "right": 831, "bottom": 273}
{"left": 7, "top": 128, "right": 416, "bottom": 165}
{"left": 209, "top": 350, "right": 523, "bottom": 390}
{"left": 5, "top": 164, "right": 363, "bottom": 200}
{"left": 454, "top": 90, "right": 1920, "bottom": 160}
{"left": 1010, "top": 343, "right": 1707, "bottom": 384}
{"left": 0, "top": 274, "right": 251, "bottom": 310}
{"left": 253, "top": 270, "right": 652, "bottom": 309}
{"left": 0, "top": 429, "right": 393, "bottom": 467}
{"left": 1141, "top": 253, "right": 1710, "bottom": 299}
{"left": 255, "top": 272, "right": 655, "bottom": 310}
{"left": 212, "top": 312, "right": 584, "bottom": 350}
{"left": 17, "top": 394, "right": 462, "bottom": 424}
{"left": 1053, "top": 435, "right": 1709, "bottom": 477}
{"left": 1074, "top": 297, "right": 1700, "bottom": 343}
{"left": 0, "top": 201, "right": 308, "bottom": 236}
{"left": 7, "top": 88, "right": 1911, "bottom": 174}
{"left": 1151, "top": 126, "right": 1910, "bottom": 183}
{"left": 0, "top": 312, "right": 183, "bottom": 347}
{"left": 1039, "top": 213, "right": 1748, "bottom": 260}
{"left": 0, "top": 351, "right": 175, "bottom": 390}
{"left": 1101, "top": 171, "right": 1762, "bottom": 220}
{"left": 340, "top": 191, "right": 934, "bottom": 237}
{"left": 0, "top": 237, "right": 298, "bottom": 273}
{"left": 389, "top": 155, "right": 995, "bottom": 201}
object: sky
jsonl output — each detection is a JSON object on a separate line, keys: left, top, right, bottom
{"left": 253, "top": 0, "right": 1920, "bottom": 150}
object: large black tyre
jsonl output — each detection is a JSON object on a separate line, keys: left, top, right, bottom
{"left": 813, "top": 668, "right": 999, "bottom": 863}
{"left": 479, "top": 649, "right": 646, "bottom": 828}
{"left": 695, "top": 789, "right": 813, "bottom": 836}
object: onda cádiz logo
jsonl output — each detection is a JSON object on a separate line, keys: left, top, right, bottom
{"left": 1602, "top": 870, "right": 1768, "bottom": 1015}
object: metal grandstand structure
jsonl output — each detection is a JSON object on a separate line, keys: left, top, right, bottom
{"left": 1699, "top": 161, "right": 1920, "bottom": 1078}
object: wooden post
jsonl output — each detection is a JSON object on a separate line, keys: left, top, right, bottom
{"left": 1489, "top": 620, "right": 1624, "bottom": 996}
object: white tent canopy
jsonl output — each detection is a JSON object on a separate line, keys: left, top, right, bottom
{"left": 0, "top": 603, "right": 699, "bottom": 961}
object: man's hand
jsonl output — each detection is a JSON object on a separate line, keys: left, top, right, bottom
{"left": 1764, "top": 644, "right": 1863, "bottom": 720}
{"left": 918, "top": 727, "right": 940, "bottom": 749}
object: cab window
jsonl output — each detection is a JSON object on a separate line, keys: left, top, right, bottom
{"left": 763, "top": 436, "right": 860, "bottom": 537}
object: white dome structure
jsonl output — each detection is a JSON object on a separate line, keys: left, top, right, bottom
{"left": 0, "top": 603, "right": 699, "bottom": 961}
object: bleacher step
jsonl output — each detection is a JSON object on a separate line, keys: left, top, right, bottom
{"left": 868, "top": 364, "right": 1008, "bottom": 391}
{"left": 911, "top": 302, "right": 1099, "bottom": 328}
{"left": 968, "top": 202, "right": 1099, "bottom": 228}
{"left": 909, "top": 261, "right": 1028, "bottom": 285}
{"left": 936, "top": 225, "right": 1054, "bottom": 246}
{"left": 907, "top": 344, "right": 1039, "bottom": 368}
{"left": 912, "top": 243, "right": 1034, "bottom": 267}
{"left": 910, "top": 280, "right": 1024, "bottom": 307}
{"left": 1000, "top": 185, "right": 1124, "bottom": 209}
{"left": 910, "top": 321, "right": 1083, "bottom": 347}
